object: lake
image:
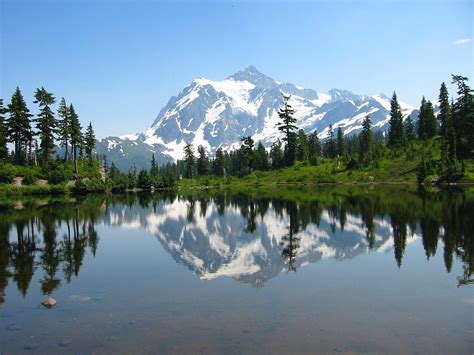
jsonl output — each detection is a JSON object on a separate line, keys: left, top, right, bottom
{"left": 0, "top": 187, "right": 472, "bottom": 354}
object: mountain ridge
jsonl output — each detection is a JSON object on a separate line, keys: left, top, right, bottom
{"left": 96, "top": 66, "right": 416, "bottom": 171}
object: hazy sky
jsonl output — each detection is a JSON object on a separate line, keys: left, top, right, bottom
{"left": 1, "top": 0, "right": 472, "bottom": 139}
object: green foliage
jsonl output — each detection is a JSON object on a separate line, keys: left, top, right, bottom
{"left": 0, "top": 164, "right": 15, "bottom": 183}
{"left": 0, "top": 99, "right": 8, "bottom": 161}
{"left": 22, "top": 170, "right": 37, "bottom": 185}
{"left": 388, "top": 92, "right": 405, "bottom": 147}
{"left": 183, "top": 142, "right": 195, "bottom": 178}
{"left": 34, "top": 87, "right": 57, "bottom": 162}
{"left": 137, "top": 169, "right": 151, "bottom": 190}
{"left": 71, "top": 178, "right": 106, "bottom": 195}
{"left": 84, "top": 122, "right": 96, "bottom": 161}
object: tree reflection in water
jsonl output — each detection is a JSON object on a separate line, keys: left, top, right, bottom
{"left": 0, "top": 187, "right": 472, "bottom": 302}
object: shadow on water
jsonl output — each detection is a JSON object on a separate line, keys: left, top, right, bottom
{"left": 0, "top": 187, "right": 473, "bottom": 302}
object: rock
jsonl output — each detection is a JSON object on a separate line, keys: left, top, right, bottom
{"left": 41, "top": 297, "right": 57, "bottom": 308}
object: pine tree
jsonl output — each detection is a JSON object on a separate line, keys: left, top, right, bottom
{"left": 336, "top": 127, "right": 345, "bottom": 156}
{"left": 6, "top": 87, "right": 33, "bottom": 164}
{"left": 451, "top": 75, "right": 474, "bottom": 159}
{"left": 183, "top": 142, "right": 195, "bottom": 178}
{"left": 388, "top": 92, "right": 405, "bottom": 147}
{"left": 212, "top": 147, "right": 226, "bottom": 176}
{"left": 417, "top": 96, "right": 427, "bottom": 140}
{"left": 270, "top": 139, "right": 284, "bottom": 169}
{"left": 0, "top": 99, "right": 8, "bottom": 161}
{"left": 33, "top": 87, "right": 57, "bottom": 162}
{"left": 424, "top": 100, "right": 438, "bottom": 138}
{"left": 254, "top": 142, "right": 269, "bottom": 171}
{"left": 68, "top": 104, "right": 82, "bottom": 175}
{"left": 84, "top": 122, "right": 96, "bottom": 161}
{"left": 276, "top": 94, "right": 298, "bottom": 166}
{"left": 137, "top": 169, "right": 151, "bottom": 190}
{"left": 57, "top": 98, "right": 70, "bottom": 161}
{"left": 150, "top": 154, "right": 159, "bottom": 177}
{"left": 296, "top": 129, "right": 309, "bottom": 162}
{"left": 404, "top": 115, "right": 416, "bottom": 141}
{"left": 240, "top": 136, "right": 254, "bottom": 175}
{"left": 308, "top": 130, "right": 321, "bottom": 165}
{"left": 325, "top": 125, "right": 337, "bottom": 158}
{"left": 196, "top": 145, "right": 209, "bottom": 176}
{"left": 359, "top": 116, "right": 373, "bottom": 166}
{"left": 438, "top": 82, "right": 450, "bottom": 135}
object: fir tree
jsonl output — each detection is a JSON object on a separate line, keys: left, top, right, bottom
{"left": 0, "top": 99, "right": 8, "bottom": 161}
{"left": 404, "top": 115, "right": 416, "bottom": 141}
{"left": 240, "top": 136, "right": 254, "bottom": 175}
{"left": 33, "top": 87, "right": 57, "bottom": 162}
{"left": 296, "top": 129, "right": 309, "bottom": 162}
{"left": 254, "top": 142, "right": 269, "bottom": 171}
{"left": 150, "top": 154, "right": 159, "bottom": 177}
{"left": 137, "top": 169, "right": 151, "bottom": 190}
{"left": 6, "top": 87, "right": 33, "bottom": 164}
{"left": 359, "top": 116, "right": 373, "bottom": 166}
{"left": 451, "top": 75, "right": 474, "bottom": 159}
{"left": 57, "top": 98, "right": 70, "bottom": 161}
{"left": 270, "top": 139, "right": 284, "bottom": 169}
{"left": 388, "top": 92, "right": 405, "bottom": 147}
{"left": 196, "top": 145, "right": 209, "bottom": 176}
{"left": 417, "top": 96, "right": 427, "bottom": 140}
{"left": 276, "top": 94, "right": 298, "bottom": 166}
{"left": 308, "top": 130, "right": 321, "bottom": 164}
{"left": 84, "top": 122, "right": 96, "bottom": 161}
{"left": 325, "top": 125, "right": 337, "bottom": 158}
{"left": 68, "top": 104, "right": 82, "bottom": 175}
{"left": 336, "top": 127, "right": 345, "bottom": 156}
{"left": 183, "top": 142, "right": 195, "bottom": 178}
{"left": 424, "top": 100, "right": 438, "bottom": 138}
{"left": 438, "top": 82, "right": 450, "bottom": 135}
{"left": 212, "top": 147, "right": 226, "bottom": 176}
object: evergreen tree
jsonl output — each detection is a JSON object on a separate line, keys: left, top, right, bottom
{"left": 438, "top": 82, "right": 450, "bottom": 135}
{"left": 212, "top": 147, "right": 226, "bottom": 176}
{"left": 359, "top": 116, "right": 373, "bottom": 166}
{"left": 325, "top": 125, "right": 337, "bottom": 158}
{"left": 270, "top": 139, "right": 284, "bottom": 169}
{"left": 404, "top": 115, "right": 416, "bottom": 141}
{"left": 33, "top": 87, "right": 57, "bottom": 162}
{"left": 68, "top": 104, "right": 82, "bottom": 176}
{"left": 137, "top": 169, "right": 151, "bottom": 190}
{"left": 84, "top": 122, "right": 96, "bottom": 161}
{"left": 276, "top": 94, "right": 298, "bottom": 166}
{"left": 336, "top": 127, "right": 345, "bottom": 156}
{"left": 183, "top": 142, "right": 195, "bottom": 178}
{"left": 150, "top": 154, "right": 159, "bottom": 177}
{"left": 108, "top": 162, "right": 120, "bottom": 181}
{"left": 417, "top": 96, "right": 427, "bottom": 140}
{"left": 308, "top": 130, "right": 321, "bottom": 164}
{"left": 0, "top": 99, "right": 8, "bottom": 161}
{"left": 196, "top": 145, "right": 210, "bottom": 176}
{"left": 6, "top": 87, "right": 33, "bottom": 164}
{"left": 57, "top": 98, "right": 70, "bottom": 161}
{"left": 240, "top": 136, "right": 254, "bottom": 175}
{"left": 451, "top": 75, "right": 474, "bottom": 159}
{"left": 388, "top": 92, "right": 405, "bottom": 147}
{"left": 424, "top": 100, "right": 438, "bottom": 138}
{"left": 254, "top": 142, "right": 269, "bottom": 171}
{"left": 296, "top": 129, "right": 309, "bottom": 162}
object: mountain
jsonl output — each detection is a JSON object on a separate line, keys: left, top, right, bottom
{"left": 96, "top": 66, "right": 415, "bottom": 170}
{"left": 102, "top": 195, "right": 418, "bottom": 287}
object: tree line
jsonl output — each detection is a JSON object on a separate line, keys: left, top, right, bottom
{"left": 142, "top": 74, "right": 471, "bottom": 185}
{"left": 0, "top": 87, "right": 96, "bottom": 178}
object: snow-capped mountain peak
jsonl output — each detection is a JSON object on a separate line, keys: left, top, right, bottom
{"left": 96, "top": 66, "right": 415, "bottom": 170}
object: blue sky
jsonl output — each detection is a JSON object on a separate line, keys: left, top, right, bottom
{"left": 1, "top": 0, "right": 472, "bottom": 138}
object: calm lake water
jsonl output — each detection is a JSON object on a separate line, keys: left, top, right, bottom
{"left": 0, "top": 187, "right": 472, "bottom": 354}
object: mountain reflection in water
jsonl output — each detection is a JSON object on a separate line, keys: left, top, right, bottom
{"left": 0, "top": 188, "right": 472, "bottom": 302}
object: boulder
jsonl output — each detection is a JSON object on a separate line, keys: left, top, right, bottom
{"left": 41, "top": 297, "right": 57, "bottom": 308}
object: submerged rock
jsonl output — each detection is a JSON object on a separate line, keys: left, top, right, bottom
{"left": 41, "top": 297, "right": 57, "bottom": 308}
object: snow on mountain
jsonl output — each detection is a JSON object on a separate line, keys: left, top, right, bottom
{"left": 96, "top": 66, "right": 415, "bottom": 170}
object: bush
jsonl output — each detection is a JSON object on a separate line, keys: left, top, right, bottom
{"left": 22, "top": 171, "right": 37, "bottom": 185}
{"left": 48, "top": 167, "right": 70, "bottom": 185}
{"left": 0, "top": 164, "right": 15, "bottom": 184}
{"left": 71, "top": 178, "right": 106, "bottom": 195}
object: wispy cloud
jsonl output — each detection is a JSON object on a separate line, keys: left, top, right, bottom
{"left": 452, "top": 38, "right": 472, "bottom": 45}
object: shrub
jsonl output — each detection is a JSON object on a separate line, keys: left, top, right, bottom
{"left": 0, "top": 164, "right": 15, "bottom": 184}
{"left": 22, "top": 171, "right": 37, "bottom": 185}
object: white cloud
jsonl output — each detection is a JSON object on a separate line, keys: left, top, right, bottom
{"left": 452, "top": 38, "right": 472, "bottom": 45}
